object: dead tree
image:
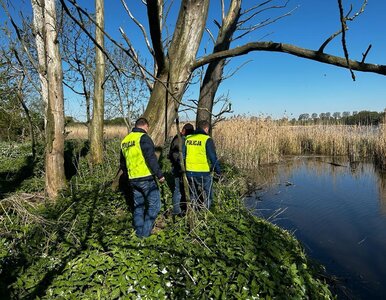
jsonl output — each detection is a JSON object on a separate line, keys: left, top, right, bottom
{"left": 31, "top": 0, "right": 66, "bottom": 199}
{"left": 89, "top": 0, "right": 106, "bottom": 165}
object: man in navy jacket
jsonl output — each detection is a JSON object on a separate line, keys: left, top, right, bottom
{"left": 120, "top": 118, "right": 165, "bottom": 237}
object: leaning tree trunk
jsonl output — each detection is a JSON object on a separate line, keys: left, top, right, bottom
{"left": 90, "top": 0, "right": 105, "bottom": 164}
{"left": 43, "top": 0, "right": 67, "bottom": 198}
{"left": 144, "top": 0, "right": 210, "bottom": 147}
{"left": 196, "top": 0, "right": 241, "bottom": 127}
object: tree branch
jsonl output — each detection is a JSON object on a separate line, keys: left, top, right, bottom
{"left": 61, "top": 0, "right": 157, "bottom": 88}
{"left": 237, "top": 0, "right": 289, "bottom": 26}
{"left": 60, "top": 0, "right": 121, "bottom": 74}
{"left": 3, "top": 8, "right": 41, "bottom": 74}
{"left": 146, "top": 0, "right": 166, "bottom": 74}
{"left": 193, "top": 41, "right": 386, "bottom": 75}
{"left": 319, "top": 0, "right": 367, "bottom": 54}
{"left": 318, "top": 29, "right": 343, "bottom": 53}
{"left": 233, "top": 8, "right": 295, "bottom": 42}
{"left": 119, "top": 27, "right": 154, "bottom": 91}
{"left": 205, "top": 27, "right": 216, "bottom": 44}
{"left": 361, "top": 44, "right": 372, "bottom": 64}
{"left": 119, "top": 0, "right": 155, "bottom": 58}
{"left": 338, "top": 0, "right": 355, "bottom": 80}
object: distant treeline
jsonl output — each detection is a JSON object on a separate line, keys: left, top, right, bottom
{"left": 295, "top": 110, "right": 385, "bottom": 126}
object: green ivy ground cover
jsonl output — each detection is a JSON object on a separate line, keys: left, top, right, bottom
{"left": 0, "top": 141, "right": 334, "bottom": 299}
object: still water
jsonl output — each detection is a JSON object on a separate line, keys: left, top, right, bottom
{"left": 244, "top": 157, "right": 386, "bottom": 300}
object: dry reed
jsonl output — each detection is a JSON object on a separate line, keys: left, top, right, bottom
{"left": 213, "top": 117, "right": 381, "bottom": 169}
{"left": 66, "top": 118, "right": 385, "bottom": 171}
{"left": 374, "top": 124, "right": 386, "bottom": 170}
{"left": 66, "top": 124, "right": 129, "bottom": 140}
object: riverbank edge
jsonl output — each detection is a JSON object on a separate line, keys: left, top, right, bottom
{"left": 0, "top": 140, "right": 334, "bottom": 299}
{"left": 0, "top": 143, "right": 335, "bottom": 299}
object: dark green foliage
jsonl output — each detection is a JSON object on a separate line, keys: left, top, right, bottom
{"left": 63, "top": 140, "right": 90, "bottom": 180}
{"left": 293, "top": 110, "right": 385, "bottom": 126}
{"left": 344, "top": 110, "right": 384, "bottom": 126}
{"left": 0, "top": 141, "right": 334, "bottom": 299}
{"left": 0, "top": 143, "right": 44, "bottom": 197}
{"left": 104, "top": 117, "right": 127, "bottom": 126}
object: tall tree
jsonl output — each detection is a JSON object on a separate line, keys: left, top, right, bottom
{"left": 135, "top": 0, "right": 386, "bottom": 145}
{"left": 196, "top": 0, "right": 240, "bottom": 126}
{"left": 89, "top": 0, "right": 105, "bottom": 164}
{"left": 31, "top": 0, "right": 66, "bottom": 199}
{"left": 61, "top": 0, "right": 386, "bottom": 148}
{"left": 141, "top": 0, "right": 210, "bottom": 146}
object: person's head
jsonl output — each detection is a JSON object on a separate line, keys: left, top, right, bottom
{"left": 197, "top": 120, "right": 210, "bottom": 134}
{"left": 181, "top": 123, "right": 194, "bottom": 136}
{"left": 135, "top": 117, "right": 149, "bottom": 132}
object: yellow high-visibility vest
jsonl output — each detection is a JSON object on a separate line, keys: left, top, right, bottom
{"left": 121, "top": 132, "right": 152, "bottom": 179}
{"left": 185, "top": 134, "right": 210, "bottom": 172}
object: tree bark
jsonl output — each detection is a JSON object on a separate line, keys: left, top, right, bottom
{"left": 144, "top": 0, "right": 210, "bottom": 147}
{"left": 90, "top": 0, "right": 105, "bottom": 164}
{"left": 196, "top": 0, "right": 241, "bottom": 127}
{"left": 31, "top": 0, "right": 48, "bottom": 123}
{"left": 40, "top": 0, "right": 66, "bottom": 199}
{"left": 193, "top": 41, "right": 386, "bottom": 75}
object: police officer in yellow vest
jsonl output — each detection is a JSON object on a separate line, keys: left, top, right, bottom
{"left": 120, "top": 118, "right": 165, "bottom": 237}
{"left": 184, "top": 120, "right": 221, "bottom": 209}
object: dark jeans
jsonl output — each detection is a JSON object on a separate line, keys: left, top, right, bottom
{"left": 172, "top": 176, "right": 188, "bottom": 215}
{"left": 130, "top": 179, "right": 161, "bottom": 237}
{"left": 187, "top": 175, "right": 213, "bottom": 210}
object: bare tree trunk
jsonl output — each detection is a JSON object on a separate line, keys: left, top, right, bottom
{"left": 86, "top": 92, "right": 91, "bottom": 124}
{"left": 37, "top": 0, "right": 66, "bottom": 199}
{"left": 197, "top": 0, "right": 241, "bottom": 127}
{"left": 90, "top": 0, "right": 105, "bottom": 164}
{"left": 31, "top": 0, "right": 48, "bottom": 124}
{"left": 144, "top": 0, "right": 210, "bottom": 147}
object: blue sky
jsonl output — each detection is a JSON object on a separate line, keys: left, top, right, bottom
{"left": 2, "top": 0, "right": 386, "bottom": 120}
{"left": 211, "top": 0, "right": 386, "bottom": 119}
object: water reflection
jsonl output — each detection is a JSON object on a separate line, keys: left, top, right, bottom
{"left": 245, "top": 157, "right": 386, "bottom": 300}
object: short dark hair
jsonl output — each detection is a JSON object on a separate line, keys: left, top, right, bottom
{"left": 135, "top": 117, "right": 149, "bottom": 127}
{"left": 197, "top": 120, "right": 210, "bottom": 130}
{"left": 182, "top": 123, "right": 194, "bottom": 135}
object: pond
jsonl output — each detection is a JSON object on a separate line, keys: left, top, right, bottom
{"left": 244, "top": 156, "right": 386, "bottom": 300}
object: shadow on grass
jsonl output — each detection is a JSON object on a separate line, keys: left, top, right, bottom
{"left": 64, "top": 140, "right": 89, "bottom": 180}
{"left": 4, "top": 182, "right": 125, "bottom": 299}
{"left": 0, "top": 141, "right": 89, "bottom": 199}
{"left": 0, "top": 155, "right": 35, "bottom": 198}
{"left": 23, "top": 186, "right": 100, "bottom": 300}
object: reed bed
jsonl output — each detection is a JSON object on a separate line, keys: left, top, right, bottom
{"left": 374, "top": 125, "right": 386, "bottom": 170}
{"left": 66, "top": 124, "right": 129, "bottom": 140}
{"left": 213, "top": 117, "right": 381, "bottom": 169}
{"left": 213, "top": 118, "right": 281, "bottom": 169}
{"left": 65, "top": 118, "right": 385, "bottom": 171}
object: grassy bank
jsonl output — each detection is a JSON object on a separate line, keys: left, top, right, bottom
{"left": 213, "top": 117, "right": 385, "bottom": 170}
{"left": 0, "top": 140, "right": 333, "bottom": 299}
